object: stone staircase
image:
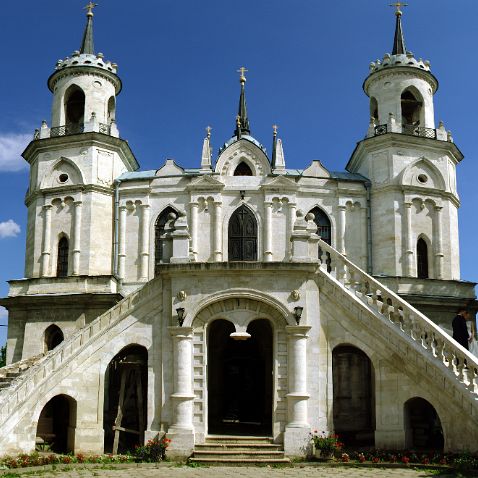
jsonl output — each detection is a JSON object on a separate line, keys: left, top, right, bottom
{"left": 0, "top": 354, "right": 44, "bottom": 390}
{"left": 189, "top": 436, "right": 291, "bottom": 465}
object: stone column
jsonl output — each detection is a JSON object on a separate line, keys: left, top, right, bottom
{"left": 139, "top": 204, "right": 150, "bottom": 281}
{"left": 72, "top": 200, "right": 82, "bottom": 276}
{"left": 337, "top": 205, "right": 346, "bottom": 255}
{"left": 190, "top": 201, "right": 199, "bottom": 260}
{"left": 41, "top": 204, "right": 52, "bottom": 277}
{"left": 288, "top": 202, "right": 297, "bottom": 258}
{"left": 117, "top": 205, "right": 127, "bottom": 280}
{"left": 404, "top": 202, "right": 413, "bottom": 277}
{"left": 434, "top": 205, "right": 444, "bottom": 279}
{"left": 168, "top": 326, "right": 195, "bottom": 457}
{"left": 284, "top": 325, "right": 311, "bottom": 456}
{"left": 213, "top": 201, "right": 222, "bottom": 262}
{"left": 361, "top": 206, "right": 368, "bottom": 270}
{"left": 264, "top": 201, "right": 273, "bottom": 262}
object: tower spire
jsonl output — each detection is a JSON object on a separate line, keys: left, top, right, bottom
{"left": 80, "top": 2, "right": 98, "bottom": 55}
{"left": 234, "top": 67, "right": 251, "bottom": 138}
{"left": 390, "top": 2, "right": 407, "bottom": 55}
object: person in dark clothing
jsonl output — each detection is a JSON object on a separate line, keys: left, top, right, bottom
{"left": 452, "top": 308, "right": 470, "bottom": 350}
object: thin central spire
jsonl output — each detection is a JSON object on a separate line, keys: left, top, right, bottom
{"left": 80, "top": 2, "right": 98, "bottom": 55}
{"left": 234, "top": 67, "right": 251, "bottom": 138}
{"left": 390, "top": 2, "right": 407, "bottom": 55}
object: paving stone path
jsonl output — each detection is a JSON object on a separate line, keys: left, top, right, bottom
{"left": 0, "top": 465, "right": 460, "bottom": 478}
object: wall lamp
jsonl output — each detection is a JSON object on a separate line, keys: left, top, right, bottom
{"left": 240, "top": 190, "right": 245, "bottom": 200}
{"left": 293, "top": 306, "right": 303, "bottom": 325}
{"left": 176, "top": 307, "right": 185, "bottom": 327}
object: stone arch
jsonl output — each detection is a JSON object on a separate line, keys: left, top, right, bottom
{"left": 40, "top": 157, "right": 84, "bottom": 189}
{"left": 44, "top": 324, "right": 64, "bottom": 352}
{"left": 64, "top": 84, "right": 85, "bottom": 128}
{"left": 107, "top": 96, "right": 116, "bottom": 123}
{"left": 332, "top": 344, "right": 375, "bottom": 447}
{"left": 35, "top": 394, "right": 77, "bottom": 453}
{"left": 154, "top": 205, "right": 179, "bottom": 272}
{"left": 401, "top": 157, "right": 446, "bottom": 191}
{"left": 400, "top": 86, "right": 424, "bottom": 126}
{"left": 404, "top": 397, "right": 444, "bottom": 450}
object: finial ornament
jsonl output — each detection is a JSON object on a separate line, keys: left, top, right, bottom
{"left": 206, "top": 126, "right": 212, "bottom": 139}
{"left": 236, "top": 115, "right": 242, "bottom": 127}
{"left": 237, "top": 66, "right": 248, "bottom": 83}
{"left": 84, "top": 2, "right": 98, "bottom": 16}
{"left": 272, "top": 124, "right": 278, "bottom": 136}
{"left": 390, "top": 2, "right": 408, "bottom": 16}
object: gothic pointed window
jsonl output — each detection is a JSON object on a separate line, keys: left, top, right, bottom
{"left": 228, "top": 205, "right": 257, "bottom": 261}
{"left": 56, "top": 237, "right": 69, "bottom": 277}
{"left": 155, "top": 206, "right": 177, "bottom": 274}
{"left": 401, "top": 89, "right": 423, "bottom": 127}
{"left": 309, "top": 207, "right": 332, "bottom": 270}
{"left": 417, "top": 238, "right": 429, "bottom": 279}
{"left": 234, "top": 162, "right": 253, "bottom": 176}
{"left": 64, "top": 85, "right": 85, "bottom": 132}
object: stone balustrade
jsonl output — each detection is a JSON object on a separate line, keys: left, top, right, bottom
{"left": 317, "top": 238, "right": 478, "bottom": 396}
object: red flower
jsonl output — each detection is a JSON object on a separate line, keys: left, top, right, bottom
{"left": 401, "top": 456, "right": 410, "bottom": 464}
{"left": 372, "top": 457, "right": 380, "bottom": 463}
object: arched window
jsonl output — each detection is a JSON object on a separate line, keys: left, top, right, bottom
{"left": 404, "top": 397, "right": 443, "bottom": 450}
{"left": 401, "top": 89, "right": 422, "bottom": 126}
{"left": 228, "top": 205, "right": 257, "bottom": 261}
{"left": 64, "top": 86, "right": 85, "bottom": 130}
{"left": 56, "top": 237, "right": 69, "bottom": 278}
{"left": 370, "top": 97, "right": 378, "bottom": 123}
{"left": 417, "top": 238, "right": 429, "bottom": 279}
{"left": 154, "top": 207, "right": 177, "bottom": 274}
{"left": 234, "top": 162, "right": 253, "bottom": 176}
{"left": 309, "top": 207, "right": 332, "bottom": 270}
{"left": 44, "top": 324, "right": 64, "bottom": 352}
{"left": 107, "top": 96, "right": 116, "bottom": 123}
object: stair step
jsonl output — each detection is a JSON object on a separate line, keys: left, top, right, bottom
{"left": 194, "top": 450, "right": 284, "bottom": 457}
{"left": 189, "top": 457, "right": 290, "bottom": 464}
{"left": 205, "top": 435, "right": 273, "bottom": 444}
{"left": 196, "top": 444, "right": 282, "bottom": 451}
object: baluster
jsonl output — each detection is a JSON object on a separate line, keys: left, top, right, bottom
{"left": 454, "top": 352, "right": 464, "bottom": 381}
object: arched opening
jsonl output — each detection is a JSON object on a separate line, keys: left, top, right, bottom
{"left": 234, "top": 162, "right": 253, "bottom": 176}
{"left": 370, "top": 97, "right": 378, "bottom": 123}
{"left": 103, "top": 345, "right": 148, "bottom": 454}
{"left": 228, "top": 205, "right": 257, "bottom": 261}
{"left": 333, "top": 345, "right": 375, "bottom": 447}
{"left": 401, "top": 89, "right": 423, "bottom": 126}
{"left": 404, "top": 397, "right": 444, "bottom": 450}
{"left": 308, "top": 206, "right": 332, "bottom": 271}
{"left": 154, "top": 206, "right": 178, "bottom": 274}
{"left": 56, "top": 236, "right": 69, "bottom": 278}
{"left": 44, "top": 324, "right": 64, "bottom": 352}
{"left": 417, "top": 237, "right": 429, "bottom": 279}
{"left": 36, "top": 395, "right": 77, "bottom": 453}
{"left": 64, "top": 86, "right": 85, "bottom": 131}
{"left": 208, "top": 319, "right": 273, "bottom": 436}
{"left": 107, "top": 96, "right": 116, "bottom": 123}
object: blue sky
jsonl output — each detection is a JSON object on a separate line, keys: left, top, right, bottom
{"left": 0, "top": 1, "right": 477, "bottom": 345}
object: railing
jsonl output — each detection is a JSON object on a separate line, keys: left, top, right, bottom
{"left": 0, "top": 282, "right": 153, "bottom": 428}
{"left": 373, "top": 123, "right": 438, "bottom": 140}
{"left": 50, "top": 123, "right": 84, "bottom": 137}
{"left": 316, "top": 238, "right": 478, "bottom": 397}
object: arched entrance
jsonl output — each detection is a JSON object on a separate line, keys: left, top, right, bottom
{"left": 404, "top": 397, "right": 444, "bottom": 450}
{"left": 103, "top": 345, "right": 148, "bottom": 454}
{"left": 208, "top": 319, "right": 273, "bottom": 436}
{"left": 332, "top": 345, "right": 375, "bottom": 446}
{"left": 36, "top": 395, "right": 76, "bottom": 453}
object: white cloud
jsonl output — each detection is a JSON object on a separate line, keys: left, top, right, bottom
{"left": 0, "top": 220, "right": 21, "bottom": 239}
{"left": 0, "top": 133, "right": 31, "bottom": 172}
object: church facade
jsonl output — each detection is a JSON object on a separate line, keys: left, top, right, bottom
{"left": 0, "top": 6, "right": 477, "bottom": 458}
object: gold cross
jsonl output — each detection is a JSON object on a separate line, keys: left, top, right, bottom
{"left": 236, "top": 115, "right": 242, "bottom": 127}
{"left": 390, "top": 2, "right": 408, "bottom": 15}
{"left": 84, "top": 2, "right": 98, "bottom": 15}
{"left": 237, "top": 66, "right": 248, "bottom": 81}
{"left": 206, "top": 126, "right": 212, "bottom": 138}
{"left": 272, "top": 124, "right": 278, "bottom": 136}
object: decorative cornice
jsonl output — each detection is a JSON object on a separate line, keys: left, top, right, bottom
{"left": 48, "top": 66, "right": 121, "bottom": 94}
{"left": 364, "top": 67, "right": 438, "bottom": 95}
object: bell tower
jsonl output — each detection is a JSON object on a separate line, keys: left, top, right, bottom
{"left": 347, "top": 4, "right": 463, "bottom": 288}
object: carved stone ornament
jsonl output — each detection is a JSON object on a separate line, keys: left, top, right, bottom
{"left": 177, "top": 290, "right": 187, "bottom": 301}
{"left": 291, "top": 290, "right": 300, "bottom": 301}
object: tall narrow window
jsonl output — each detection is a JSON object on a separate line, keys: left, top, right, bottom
{"left": 56, "top": 237, "right": 69, "bottom": 277}
{"left": 64, "top": 85, "right": 85, "bottom": 132}
{"left": 234, "top": 162, "right": 253, "bottom": 176}
{"left": 154, "top": 207, "right": 177, "bottom": 274}
{"left": 370, "top": 97, "right": 378, "bottom": 123}
{"left": 417, "top": 238, "right": 429, "bottom": 279}
{"left": 228, "top": 205, "right": 257, "bottom": 261}
{"left": 309, "top": 207, "right": 332, "bottom": 270}
{"left": 401, "top": 89, "right": 422, "bottom": 126}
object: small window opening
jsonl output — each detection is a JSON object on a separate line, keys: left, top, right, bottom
{"left": 234, "top": 162, "right": 253, "bottom": 176}
{"left": 401, "top": 90, "right": 422, "bottom": 126}
{"left": 44, "top": 324, "right": 64, "bottom": 352}
{"left": 370, "top": 98, "right": 379, "bottom": 123}
{"left": 417, "top": 174, "right": 428, "bottom": 184}
{"left": 65, "top": 87, "right": 85, "bottom": 126}
{"left": 59, "top": 174, "right": 69, "bottom": 183}
{"left": 56, "top": 237, "right": 69, "bottom": 278}
{"left": 107, "top": 96, "right": 116, "bottom": 123}
{"left": 417, "top": 238, "right": 429, "bottom": 279}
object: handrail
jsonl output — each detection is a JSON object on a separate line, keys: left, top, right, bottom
{"left": 316, "top": 238, "right": 478, "bottom": 396}
{"left": 0, "top": 282, "right": 152, "bottom": 427}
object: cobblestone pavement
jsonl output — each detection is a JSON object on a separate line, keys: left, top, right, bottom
{"left": 0, "top": 465, "right": 461, "bottom": 478}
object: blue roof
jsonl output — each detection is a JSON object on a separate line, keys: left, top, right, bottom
{"left": 218, "top": 135, "right": 268, "bottom": 157}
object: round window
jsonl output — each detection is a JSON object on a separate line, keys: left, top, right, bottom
{"left": 59, "top": 173, "right": 69, "bottom": 183}
{"left": 417, "top": 174, "right": 428, "bottom": 184}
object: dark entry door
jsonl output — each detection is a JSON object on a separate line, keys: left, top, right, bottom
{"left": 228, "top": 206, "right": 257, "bottom": 261}
{"left": 208, "top": 319, "right": 272, "bottom": 436}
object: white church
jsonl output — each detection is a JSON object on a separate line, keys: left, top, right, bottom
{"left": 0, "top": 4, "right": 477, "bottom": 460}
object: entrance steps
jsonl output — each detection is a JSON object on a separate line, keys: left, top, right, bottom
{"left": 189, "top": 436, "right": 291, "bottom": 465}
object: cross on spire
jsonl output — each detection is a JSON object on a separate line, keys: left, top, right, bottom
{"left": 272, "top": 124, "right": 278, "bottom": 136}
{"left": 237, "top": 66, "right": 248, "bottom": 83}
{"left": 84, "top": 2, "right": 98, "bottom": 16}
{"left": 390, "top": 2, "right": 408, "bottom": 16}
{"left": 206, "top": 126, "right": 212, "bottom": 139}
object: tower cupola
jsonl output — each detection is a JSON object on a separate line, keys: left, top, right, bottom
{"left": 46, "top": 3, "right": 121, "bottom": 134}
{"left": 364, "top": 3, "right": 438, "bottom": 131}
